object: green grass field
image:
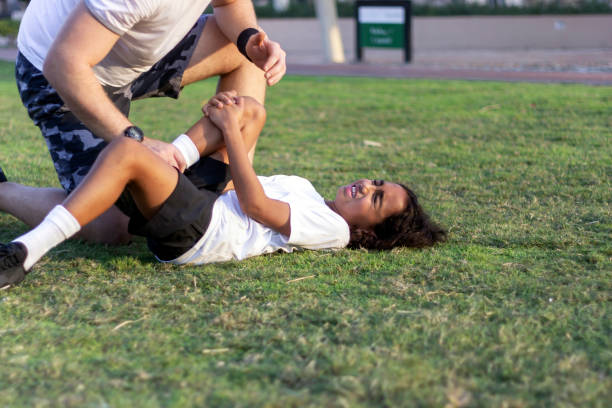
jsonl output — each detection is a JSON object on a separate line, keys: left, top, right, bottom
{"left": 0, "top": 60, "right": 610, "bottom": 407}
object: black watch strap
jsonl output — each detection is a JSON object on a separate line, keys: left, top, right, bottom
{"left": 124, "top": 126, "right": 144, "bottom": 142}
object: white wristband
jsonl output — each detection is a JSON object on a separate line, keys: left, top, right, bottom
{"left": 172, "top": 134, "right": 200, "bottom": 169}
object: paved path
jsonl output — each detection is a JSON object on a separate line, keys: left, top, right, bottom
{"left": 287, "top": 61, "right": 612, "bottom": 86}
{"left": 2, "top": 45, "right": 611, "bottom": 85}
{"left": 257, "top": 18, "right": 612, "bottom": 85}
{"left": 0, "top": 47, "right": 17, "bottom": 61}
{"left": 282, "top": 47, "right": 612, "bottom": 85}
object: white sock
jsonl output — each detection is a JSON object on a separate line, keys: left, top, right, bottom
{"left": 13, "top": 205, "right": 81, "bottom": 270}
{"left": 172, "top": 134, "right": 200, "bottom": 169}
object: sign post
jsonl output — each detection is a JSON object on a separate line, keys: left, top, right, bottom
{"left": 355, "top": 0, "right": 412, "bottom": 63}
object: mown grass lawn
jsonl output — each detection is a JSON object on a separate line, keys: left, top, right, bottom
{"left": 0, "top": 60, "right": 610, "bottom": 407}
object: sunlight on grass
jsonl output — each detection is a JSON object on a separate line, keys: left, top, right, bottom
{"left": 0, "top": 61, "right": 610, "bottom": 406}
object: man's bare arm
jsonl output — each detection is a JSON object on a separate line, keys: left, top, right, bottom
{"left": 43, "top": 1, "right": 186, "bottom": 170}
{"left": 43, "top": 2, "right": 128, "bottom": 141}
{"left": 211, "top": 0, "right": 256, "bottom": 44}
{"left": 212, "top": 0, "right": 286, "bottom": 86}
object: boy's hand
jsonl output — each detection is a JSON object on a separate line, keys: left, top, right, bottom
{"left": 207, "top": 97, "right": 245, "bottom": 131}
{"left": 203, "top": 90, "right": 238, "bottom": 117}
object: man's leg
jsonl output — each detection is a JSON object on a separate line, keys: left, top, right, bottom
{"left": 0, "top": 183, "right": 129, "bottom": 244}
{"left": 181, "top": 16, "right": 266, "bottom": 104}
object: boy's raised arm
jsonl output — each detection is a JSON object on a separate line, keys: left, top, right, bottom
{"left": 207, "top": 99, "right": 291, "bottom": 237}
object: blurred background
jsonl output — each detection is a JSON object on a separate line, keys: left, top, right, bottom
{"left": 1, "top": 0, "right": 611, "bottom": 73}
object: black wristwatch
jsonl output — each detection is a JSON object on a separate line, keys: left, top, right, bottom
{"left": 123, "top": 126, "right": 144, "bottom": 142}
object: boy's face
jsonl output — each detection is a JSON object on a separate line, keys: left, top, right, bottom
{"left": 333, "top": 179, "right": 409, "bottom": 230}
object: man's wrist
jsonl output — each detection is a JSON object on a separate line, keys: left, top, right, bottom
{"left": 237, "top": 28, "right": 259, "bottom": 62}
{"left": 123, "top": 126, "right": 144, "bottom": 142}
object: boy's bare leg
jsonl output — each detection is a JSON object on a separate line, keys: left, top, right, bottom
{"left": 63, "top": 139, "right": 178, "bottom": 226}
{"left": 0, "top": 139, "right": 177, "bottom": 281}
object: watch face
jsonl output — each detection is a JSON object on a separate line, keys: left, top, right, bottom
{"left": 125, "top": 126, "right": 144, "bottom": 142}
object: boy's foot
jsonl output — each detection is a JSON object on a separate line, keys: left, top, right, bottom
{"left": 0, "top": 242, "right": 28, "bottom": 288}
{"left": 0, "top": 166, "right": 6, "bottom": 182}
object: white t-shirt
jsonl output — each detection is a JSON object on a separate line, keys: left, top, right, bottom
{"left": 171, "top": 175, "right": 350, "bottom": 265}
{"left": 18, "top": 0, "right": 210, "bottom": 87}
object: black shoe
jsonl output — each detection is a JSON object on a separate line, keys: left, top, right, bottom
{"left": 0, "top": 242, "right": 28, "bottom": 288}
{"left": 0, "top": 166, "right": 6, "bottom": 183}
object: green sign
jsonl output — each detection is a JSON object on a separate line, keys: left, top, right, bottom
{"left": 359, "top": 23, "right": 404, "bottom": 48}
{"left": 358, "top": 6, "right": 405, "bottom": 49}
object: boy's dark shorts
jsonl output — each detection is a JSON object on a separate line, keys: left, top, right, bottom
{"left": 15, "top": 15, "right": 209, "bottom": 193}
{"left": 115, "top": 157, "right": 232, "bottom": 261}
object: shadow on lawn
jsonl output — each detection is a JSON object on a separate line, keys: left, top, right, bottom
{"left": 1, "top": 218, "right": 153, "bottom": 266}
{"left": 50, "top": 237, "right": 154, "bottom": 264}
{"left": 2, "top": 217, "right": 299, "bottom": 288}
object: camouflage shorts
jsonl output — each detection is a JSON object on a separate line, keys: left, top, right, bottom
{"left": 15, "top": 15, "right": 209, "bottom": 193}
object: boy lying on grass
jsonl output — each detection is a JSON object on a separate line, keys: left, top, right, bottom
{"left": 0, "top": 92, "right": 445, "bottom": 288}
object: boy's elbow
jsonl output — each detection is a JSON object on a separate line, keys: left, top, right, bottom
{"left": 240, "top": 199, "right": 266, "bottom": 220}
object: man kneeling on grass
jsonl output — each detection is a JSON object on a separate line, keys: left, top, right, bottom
{"left": 0, "top": 92, "right": 446, "bottom": 288}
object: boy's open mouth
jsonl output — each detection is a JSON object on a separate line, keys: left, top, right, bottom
{"left": 346, "top": 183, "right": 361, "bottom": 199}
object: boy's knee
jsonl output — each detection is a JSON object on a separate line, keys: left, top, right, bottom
{"left": 109, "top": 137, "right": 141, "bottom": 152}
{"left": 104, "top": 138, "right": 144, "bottom": 166}
{"left": 243, "top": 96, "right": 266, "bottom": 126}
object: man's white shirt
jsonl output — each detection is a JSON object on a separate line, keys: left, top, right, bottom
{"left": 18, "top": 0, "right": 211, "bottom": 87}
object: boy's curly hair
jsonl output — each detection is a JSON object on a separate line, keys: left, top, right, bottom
{"left": 347, "top": 184, "right": 446, "bottom": 250}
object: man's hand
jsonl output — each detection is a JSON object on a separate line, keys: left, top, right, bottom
{"left": 202, "top": 90, "right": 239, "bottom": 116}
{"left": 245, "top": 32, "right": 286, "bottom": 86}
{"left": 207, "top": 97, "right": 245, "bottom": 132}
{"left": 142, "top": 138, "right": 187, "bottom": 172}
